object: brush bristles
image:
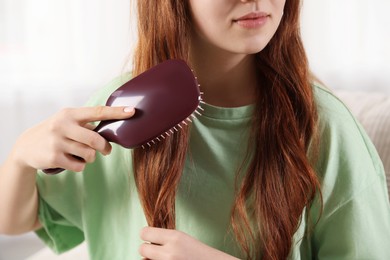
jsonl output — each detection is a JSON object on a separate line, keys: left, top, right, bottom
{"left": 141, "top": 94, "right": 204, "bottom": 149}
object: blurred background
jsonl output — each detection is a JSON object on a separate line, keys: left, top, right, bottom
{"left": 1, "top": 0, "right": 389, "bottom": 259}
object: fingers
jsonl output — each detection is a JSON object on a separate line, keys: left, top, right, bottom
{"left": 24, "top": 106, "right": 134, "bottom": 172}
{"left": 65, "top": 125, "right": 112, "bottom": 155}
{"left": 57, "top": 106, "right": 131, "bottom": 155}
{"left": 83, "top": 123, "right": 96, "bottom": 130}
{"left": 64, "top": 140, "right": 99, "bottom": 163}
{"left": 139, "top": 243, "right": 166, "bottom": 260}
{"left": 47, "top": 151, "right": 87, "bottom": 172}
{"left": 139, "top": 227, "right": 167, "bottom": 259}
{"left": 140, "top": 226, "right": 173, "bottom": 246}
{"left": 45, "top": 143, "right": 97, "bottom": 173}
{"left": 63, "top": 106, "right": 135, "bottom": 124}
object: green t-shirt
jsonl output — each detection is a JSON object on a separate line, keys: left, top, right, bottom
{"left": 35, "top": 74, "right": 390, "bottom": 259}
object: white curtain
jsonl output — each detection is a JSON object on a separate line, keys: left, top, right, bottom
{"left": 301, "top": 0, "right": 390, "bottom": 92}
{"left": 1, "top": 0, "right": 135, "bottom": 89}
{"left": 0, "top": 0, "right": 135, "bottom": 162}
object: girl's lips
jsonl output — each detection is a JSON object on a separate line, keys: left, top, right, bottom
{"left": 233, "top": 12, "right": 270, "bottom": 29}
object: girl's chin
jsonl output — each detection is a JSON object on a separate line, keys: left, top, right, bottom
{"left": 224, "top": 40, "right": 269, "bottom": 55}
{"left": 233, "top": 45, "right": 268, "bottom": 55}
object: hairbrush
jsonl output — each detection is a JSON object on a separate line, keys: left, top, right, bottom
{"left": 43, "top": 59, "right": 203, "bottom": 174}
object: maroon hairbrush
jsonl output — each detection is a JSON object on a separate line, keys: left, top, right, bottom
{"left": 43, "top": 59, "right": 202, "bottom": 174}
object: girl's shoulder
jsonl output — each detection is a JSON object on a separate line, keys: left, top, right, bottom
{"left": 310, "top": 82, "right": 375, "bottom": 152}
{"left": 311, "top": 82, "right": 383, "bottom": 169}
{"left": 311, "top": 83, "right": 357, "bottom": 124}
{"left": 310, "top": 82, "right": 386, "bottom": 202}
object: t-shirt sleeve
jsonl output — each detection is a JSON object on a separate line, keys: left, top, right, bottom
{"left": 313, "top": 181, "right": 390, "bottom": 259}
{"left": 35, "top": 178, "right": 85, "bottom": 254}
{"left": 309, "top": 86, "right": 390, "bottom": 259}
{"left": 35, "top": 162, "right": 90, "bottom": 253}
{"left": 34, "top": 73, "right": 132, "bottom": 253}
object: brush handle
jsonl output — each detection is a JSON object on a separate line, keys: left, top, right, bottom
{"left": 42, "top": 168, "right": 64, "bottom": 174}
{"left": 42, "top": 155, "right": 85, "bottom": 174}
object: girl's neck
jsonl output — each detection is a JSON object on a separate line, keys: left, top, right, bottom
{"left": 190, "top": 42, "right": 258, "bottom": 108}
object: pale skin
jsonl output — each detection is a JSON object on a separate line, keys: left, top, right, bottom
{"left": 139, "top": 227, "right": 239, "bottom": 260}
{"left": 0, "top": 106, "right": 135, "bottom": 234}
{"left": 0, "top": 0, "right": 285, "bottom": 259}
{"left": 189, "top": 0, "right": 285, "bottom": 107}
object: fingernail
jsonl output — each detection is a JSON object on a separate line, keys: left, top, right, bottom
{"left": 124, "top": 107, "right": 135, "bottom": 113}
{"left": 104, "top": 146, "right": 112, "bottom": 156}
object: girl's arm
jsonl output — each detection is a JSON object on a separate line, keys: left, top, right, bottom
{"left": 0, "top": 155, "right": 41, "bottom": 234}
{"left": 0, "top": 106, "right": 135, "bottom": 235}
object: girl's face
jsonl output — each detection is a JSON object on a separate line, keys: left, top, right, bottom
{"left": 189, "top": 0, "right": 286, "bottom": 55}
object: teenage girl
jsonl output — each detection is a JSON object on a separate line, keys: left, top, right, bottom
{"left": 1, "top": 1, "right": 390, "bottom": 259}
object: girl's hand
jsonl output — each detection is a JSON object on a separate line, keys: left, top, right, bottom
{"left": 139, "top": 227, "right": 240, "bottom": 260}
{"left": 11, "top": 106, "right": 135, "bottom": 172}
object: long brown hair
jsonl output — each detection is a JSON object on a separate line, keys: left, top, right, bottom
{"left": 132, "top": 1, "right": 321, "bottom": 259}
